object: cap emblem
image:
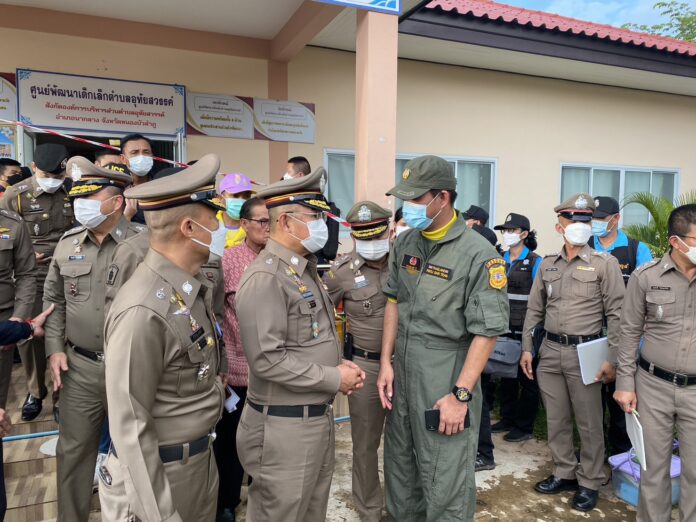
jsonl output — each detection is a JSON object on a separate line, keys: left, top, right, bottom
{"left": 319, "top": 173, "right": 327, "bottom": 193}
{"left": 402, "top": 169, "right": 411, "bottom": 181}
{"left": 575, "top": 195, "right": 588, "bottom": 210}
{"left": 506, "top": 214, "right": 512, "bottom": 222}
{"left": 358, "top": 205, "right": 372, "bottom": 222}
{"left": 71, "top": 164, "right": 83, "bottom": 181}
{"left": 594, "top": 198, "right": 600, "bottom": 207}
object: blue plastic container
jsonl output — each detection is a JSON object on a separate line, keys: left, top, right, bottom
{"left": 608, "top": 450, "right": 681, "bottom": 507}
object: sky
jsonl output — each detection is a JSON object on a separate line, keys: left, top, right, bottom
{"left": 500, "top": 0, "right": 696, "bottom": 29}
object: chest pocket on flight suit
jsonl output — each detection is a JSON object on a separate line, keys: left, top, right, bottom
{"left": 23, "top": 212, "right": 51, "bottom": 237}
{"left": 646, "top": 290, "right": 676, "bottom": 323}
{"left": 60, "top": 262, "right": 92, "bottom": 302}
{"left": 293, "top": 298, "right": 326, "bottom": 346}
{"left": 571, "top": 270, "right": 599, "bottom": 298}
{"left": 346, "top": 286, "right": 379, "bottom": 317}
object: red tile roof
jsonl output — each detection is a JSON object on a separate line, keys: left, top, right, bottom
{"left": 425, "top": 0, "right": 696, "bottom": 56}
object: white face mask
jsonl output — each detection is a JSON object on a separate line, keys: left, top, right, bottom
{"left": 562, "top": 223, "right": 592, "bottom": 246}
{"left": 289, "top": 214, "right": 328, "bottom": 253}
{"left": 128, "top": 155, "right": 153, "bottom": 177}
{"left": 191, "top": 220, "right": 227, "bottom": 258}
{"left": 502, "top": 232, "right": 522, "bottom": 247}
{"left": 74, "top": 196, "right": 117, "bottom": 229}
{"left": 355, "top": 239, "right": 390, "bottom": 261}
{"left": 676, "top": 237, "right": 696, "bottom": 265}
{"left": 282, "top": 173, "right": 294, "bottom": 181}
{"left": 36, "top": 176, "right": 64, "bottom": 193}
{"left": 395, "top": 225, "right": 409, "bottom": 237}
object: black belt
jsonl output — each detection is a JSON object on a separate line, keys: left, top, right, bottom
{"left": 72, "top": 345, "right": 104, "bottom": 362}
{"left": 639, "top": 356, "right": 696, "bottom": 387}
{"left": 352, "top": 347, "right": 381, "bottom": 361}
{"left": 247, "top": 400, "right": 329, "bottom": 418}
{"left": 112, "top": 434, "right": 212, "bottom": 464}
{"left": 545, "top": 332, "right": 602, "bottom": 346}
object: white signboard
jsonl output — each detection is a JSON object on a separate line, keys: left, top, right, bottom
{"left": 17, "top": 69, "right": 185, "bottom": 137}
{"left": 314, "top": 0, "right": 401, "bottom": 15}
{"left": 187, "top": 92, "right": 254, "bottom": 139}
{"left": 253, "top": 98, "right": 315, "bottom": 144}
{"left": 0, "top": 76, "right": 17, "bottom": 123}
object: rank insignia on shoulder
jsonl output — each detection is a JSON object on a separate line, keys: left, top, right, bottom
{"left": 485, "top": 258, "right": 507, "bottom": 290}
{"left": 156, "top": 288, "right": 166, "bottom": 299}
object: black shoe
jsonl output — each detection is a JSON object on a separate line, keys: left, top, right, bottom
{"left": 216, "top": 508, "right": 235, "bottom": 522}
{"left": 475, "top": 453, "right": 496, "bottom": 472}
{"left": 504, "top": 428, "right": 534, "bottom": 442}
{"left": 21, "top": 387, "right": 47, "bottom": 421}
{"left": 534, "top": 475, "right": 578, "bottom": 494}
{"left": 572, "top": 487, "right": 598, "bottom": 511}
{"left": 53, "top": 404, "right": 60, "bottom": 424}
{"left": 491, "top": 420, "right": 513, "bottom": 433}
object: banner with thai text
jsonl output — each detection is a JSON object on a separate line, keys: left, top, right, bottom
{"left": 17, "top": 69, "right": 186, "bottom": 137}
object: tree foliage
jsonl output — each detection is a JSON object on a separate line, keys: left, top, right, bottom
{"left": 622, "top": 1, "right": 696, "bottom": 42}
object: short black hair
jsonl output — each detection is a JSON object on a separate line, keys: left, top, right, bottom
{"left": 120, "top": 133, "right": 153, "bottom": 153}
{"left": 668, "top": 204, "right": 696, "bottom": 238}
{"left": 288, "top": 156, "right": 311, "bottom": 176}
{"left": 94, "top": 148, "right": 121, "bottom": 160}
{"left": 394, "top": 207, "right": 403, "bottom": 222}
{"left": 429, "top": 189, "right": 458, "bottom": 206}
{"left": 240, "top": 197, "right": 265, "bottom": 220}
{"left": 0, "top": 158, "right": 21, "bottom": 175}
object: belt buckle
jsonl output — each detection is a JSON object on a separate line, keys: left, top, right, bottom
{"left": 673, "top": 372, "right": 688, "bottom": 387}
{"left": 559, "top": 334, "right": 569, "bottom": 345}
{"left": 96, "top": 352, "right": 105, "bottom": 362}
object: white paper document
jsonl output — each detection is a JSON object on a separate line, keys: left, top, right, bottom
{"left": 225, "top": 386, "right": 241, "bottom": 413}
{"left": 626, "top": 411, "right": 647, "bottom": 471}
{"left": 577, "top": 336, "right": 609, "bottom": 385}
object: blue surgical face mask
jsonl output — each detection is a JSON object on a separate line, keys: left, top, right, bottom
{"left": 225, "top": 198, "right": 245, "bottom": 220}
{"left": 591, "top": 219, "right": 612, "bottom": 238}
{"left": 402, "top": 193, "right": 442, "bottom": 231}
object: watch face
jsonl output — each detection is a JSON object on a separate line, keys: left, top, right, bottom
{"left": 456, "top": 388, "right": 470, "bottom": 402}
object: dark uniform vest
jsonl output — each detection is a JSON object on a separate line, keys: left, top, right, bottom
{"left": 507, "top": 251, "right": 540, "bottom": 334}
{"left": 588, "top": 236, "right": 637, "bottom": 286}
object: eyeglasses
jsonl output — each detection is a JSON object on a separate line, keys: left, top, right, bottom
{"left": 247, "top": 218, "right": 271, "bottom": 228}
{"left": 287, "top": 211, "right": 327, "bottom": 222}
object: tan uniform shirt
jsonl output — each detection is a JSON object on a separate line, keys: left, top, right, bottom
{"left": 43, "top": 217, "right": 145, "bottom": 356}
{"left": 323, "top": 251, "right": 388, "bottom": 353}
{"left": 0, "top": 210, "right": 37, "bottom": 319}
{"left": 617, "top": 254, "right": 696, "bottom": 392}
{"left": 522, "top": 244, "right": 625, "bottom": 361}
{"left": 236, "top": 239, "right": 341, "bottom": 406}
{"left": 105, "top": 249, "right": 224, "bottom": 521}
{"left": 0, "top": 176, "right": 74, "bottom": 262}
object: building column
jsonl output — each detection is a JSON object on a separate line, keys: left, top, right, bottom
{"left": 268, "top": 60, "right": 289, "bottom": 180}
{"left": 354, "top": 10, "right": 398, "bottom": 209}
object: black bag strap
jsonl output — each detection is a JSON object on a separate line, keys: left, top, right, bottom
{"left": 627, "top": 237, "right": 639, "bottom": 273}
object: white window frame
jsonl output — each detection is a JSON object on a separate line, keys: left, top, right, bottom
{"left": 559, "top": 161, "right": 680, "bottom": 226}
{"left": 324, "top": 148, "right": 498, "bottom": 221}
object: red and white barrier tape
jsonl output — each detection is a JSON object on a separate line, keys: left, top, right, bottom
{"left": 326, "top": 211, "right": 352, "bottom": 228}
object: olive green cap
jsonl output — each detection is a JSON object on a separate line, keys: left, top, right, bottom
{"left": 554, "top": 192, "right": 595, "bottom": 222}
{"left": 346, "top": 201, "right": 391, "bottom": 239}
{"left": 386, "top": 155, "right": 456, "bottom": 200}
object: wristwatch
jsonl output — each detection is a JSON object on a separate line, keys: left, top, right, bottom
{"left": 452, "top": 385, "right": 472, "bottom": 403}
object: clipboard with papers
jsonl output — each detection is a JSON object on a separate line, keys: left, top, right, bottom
{"left": 577, "top": 336, "right": 609, "bottom": 385}
{"left": 625, "top": 410, "right": 647, "bottom": 471}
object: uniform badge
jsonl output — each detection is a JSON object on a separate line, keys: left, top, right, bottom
{"left": 548, "top": 284, "right": 553, "bottom": 297}
{"left": 358, "top": 205, "right": 372, "bottom": 222}
{"left": 73, "top": 238, "right": 79, "bottom": 245}
{"left": 656, "top": 305, "right": 664, "bottom": 321}
{"left": 182, "top": 281, "right": 193, "bottom": 295}
{"left": 74, "top": 245, "right": 82, "bottom": 254}
{"left": 400, "top": 254, "right": 422, "bottom": 274}
{"left": 106, "top": 265, "right": 119, "bottom": 286}
{"left": 33, "top": 224, "right": 40, "bottom": 235}
{"left": 291, "top": 256, "right": 299, "bottom": 266}
{"left": 156, "top": 288, "right": 166, "bottom": 299}
{"left": 575, "top": 195, "right": 588, "bottom": 210}
{"left": 197, "top": 363, "right": 210, "bottom": 381}
{"left": 265, "top": 258, "right": 273, "bottom": 265}
{"left": 485, "top": 258, "right": 507, "bottom": 290}
{"left": 402, "top": 169, "right": 411, "bottom": 180}
{"left": 205, "top": 271, "right": 215, "bottom": 281}
{"left": 311, "top": 321, "right": 319, "bottom": 338}
{"left": 115, "top": 228, "right": 123, "bottom": 237}
{"left": 69, "top": 282, "right": 79, "bottom": 297}
{"left": 523, "top": 259, "right": 529, "bottom": 265}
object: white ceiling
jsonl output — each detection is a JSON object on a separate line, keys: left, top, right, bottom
{"left": 1, "top": 0, "right": 305, "bottom": 38}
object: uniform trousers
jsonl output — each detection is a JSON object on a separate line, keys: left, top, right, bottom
{"left": 537, "top": 339, "right": 605, "bottom": 489}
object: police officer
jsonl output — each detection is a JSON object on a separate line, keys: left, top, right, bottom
{"left": 490, "top": 213, "right": 542, "bottom": 443}
{"left": 41, "top": 157, "right": 139, "bottom": 521}
{"left": 614, "top": 204, "right": 696, "bottom": 521}
{"left": 0, "top": 209, "right": 36, "bottom": 408}
{"left": 323, "top": 201, "right": 391, "bottom": 522}
{"left": 100, "top": 154, "right": 226, "bottom": 522}
{"left": 590, "top": 196, "right": 653, "bottom": 455}
{"left": 520, "top": 193, "right": 624, "bottom": 512}
{"left": 0, "top": 143, "right": 71, "bottom": 420}
{"left": 235, "top": 168, "right": 365, "bottom": 522}
{"left": 378, "top": 155, "right": 510, "bottom": 521}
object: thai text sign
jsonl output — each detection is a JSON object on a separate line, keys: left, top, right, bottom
{"left": 17, "top": 69, "right": 186, "bottom": 136}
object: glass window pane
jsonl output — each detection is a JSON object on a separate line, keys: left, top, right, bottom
{"left": 561, "top": 167, "right": 590, "bottom": 201}
{"left": 592, "top": 169, "right": 620, "bottom": 200}
{"left": 455, "top": 161, "right": 492, "bottom": 213}
{"left": 652, "top": 171, "right": 676, "bottom": 202}
{"left": 624, "top": 170, "right": 651, "bottom": 226}
{"left": 326, "top": 153, "right": 355, "bottom": 238}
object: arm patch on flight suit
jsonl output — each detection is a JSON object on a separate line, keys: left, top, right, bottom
{"left": 485, "top": 258, "right": 507, "bottom": 289}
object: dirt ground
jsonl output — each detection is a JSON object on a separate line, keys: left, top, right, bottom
{"left": 232, "top": 419, "right": 674, "bottom": 522}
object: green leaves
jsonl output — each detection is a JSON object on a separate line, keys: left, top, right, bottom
{"left": 622, "top": 1, "right": 696, "bottom": 42}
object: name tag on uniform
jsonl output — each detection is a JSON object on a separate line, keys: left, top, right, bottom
{"left": 191, "top": 327, "right": 205, "bottom": 342}
{"left": 354, "top": 275, "right": 369, "bottom": 288}
{"left": 302, "top": 290, "right": 315, "bottom": 299}
{"left": 577, "top": 266, "right": 596, "bottom": 271}
{"left": 545, "top": 267, "right": 559, "bottom": 272}
{"left": 0, "top": 235, "right": 10, "bottom": 240}
{"left": 68, "top": 255, "right": 85, "bottom": 261}
{"left": 424, "top": 263, "right": 452, "bottom": 281}
{"left": 400, "top": 254, "right": 422, "bottom": 274}
{"left": 651, "top": 285, "right": 671, "bottom": 291}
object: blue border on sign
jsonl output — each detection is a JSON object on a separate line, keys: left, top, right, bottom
{"left": 315, "top": 0, "right": 401, "bottom": 15}
{"left": 16, "top": 68, "right": 187, "bottom": 138}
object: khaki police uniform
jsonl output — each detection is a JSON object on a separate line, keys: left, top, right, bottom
{"left": 0, "top": 210, "right": 36, "bottom": 408}
{"left": 0, "top": 172, "right": 73, "bottom": 401}
{"left": 235, "top": 168, "right": 342, "bottom": 522}
{"left": 522, "top": 194, "right": 624, "bottom": 492}
{"left": 617, "top": 254, "right": 696, "bottom": 521}
{"left": 383, "top": 156, "right": 510, "bottom": 521}
{"left": 42, "top": 158, "right": 139, "bottom": 521}
{"left": 100, "top": 154, "right": 225, "bottom": 522}
{"left": 323, "top": 201, "right": 390, "bottom": 521}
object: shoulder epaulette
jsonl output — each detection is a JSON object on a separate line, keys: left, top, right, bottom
{"left": 591, "top": 250, "right": 611, "bottom": 258}
{"left": 543, "top": 252, "right": 559, "bottom": 258}
{"left": 0, "top": 209, "right": 21, "bottom": 222}
{"left": 635, "top": 258, "right": 661, "bottom": 273}
{"left": 61, "top": 225, "right": 86, "bottom": 238}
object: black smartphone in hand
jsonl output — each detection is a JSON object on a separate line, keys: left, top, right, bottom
{"left": 425, "top": 408, "right": 470, "bottom": 431}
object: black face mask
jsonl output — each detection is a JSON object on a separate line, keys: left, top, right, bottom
{"left": 6, "top": 173, "right": 24, "bottom": 186}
